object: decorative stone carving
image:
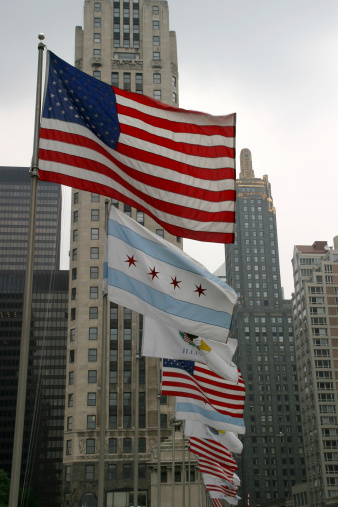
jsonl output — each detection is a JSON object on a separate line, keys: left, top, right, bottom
{"left": 75, "top": 58, "right": 83, "bottom": 70}
{"left": 111, "top": 60, "right": 144, "bottom": 70}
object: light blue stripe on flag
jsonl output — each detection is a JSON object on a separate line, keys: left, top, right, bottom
{"left": 108, "top": 268, "right": 232, "bottom": 329}
{"left": 108, "top": 219, "right": 236, "bottom": 294}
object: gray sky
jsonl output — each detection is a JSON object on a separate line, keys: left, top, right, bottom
{"left": 1, "top": 0, "right": 338, "bottom": 298}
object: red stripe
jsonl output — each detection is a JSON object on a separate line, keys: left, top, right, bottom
{"left": 40, "top": 127, "right": 236, "bottom": 189}
{"left": 38, "top": 169, "right": 234, "bottom": 244}
{"left": 39, "top": 149, "right": 236, "bottom": 224}
{"left": 120, "top": 121, "right": 235, "bottom": 159}
{"left": 114, "top": 87, "right": 236, "bottom": 132}
{"left": 189, "top": 445, "right": 237, "bottom": 470}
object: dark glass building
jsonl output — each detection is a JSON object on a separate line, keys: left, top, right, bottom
{"left": 225, "top": 149, "right": 307, "bottom": 505}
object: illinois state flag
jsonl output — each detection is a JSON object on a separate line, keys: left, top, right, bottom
{"left": 103, "top": 206, "right": 237, "bottom": 341}
{"left": 39, "top": 51, "right": 236, "bottom": 243}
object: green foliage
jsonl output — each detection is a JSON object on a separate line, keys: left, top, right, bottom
{"left": 0, "top": 470, "right": 39, "bottom": 507}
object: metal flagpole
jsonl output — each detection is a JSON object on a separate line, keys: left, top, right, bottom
{"left": 182, "top": 421, "right": 185, "bottom": 507}
{"left": 133, "top": 318, "right": 140, "bottom": 506}
{"left": 8, "top": 35, "right": 45, "bottom": 507}
{"left": 171, "top": 402, "right": 176, "bottom": 507}
{"left": 98, "top": 200, "right": 109, "bottom": 507}
{"left": 157, "top": 359, "right": 161, "bottom": 507}
{"left": 188, "top": 449, "right": 191, "bottom": 507}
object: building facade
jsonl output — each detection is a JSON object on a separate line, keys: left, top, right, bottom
{"left": 225, "top": 149, "right": 306, "bottom": 505}
{"left": 0, "top": 166, "right": 61, "bottom": 271}
{"left": 0, "top": 167, "right": 67, "bottom": 505}
{"left": 292, "top": 238, "right": 338, "bottom": 506}
{"left": 63, "top": 1, "right": 180, "bottom": 505}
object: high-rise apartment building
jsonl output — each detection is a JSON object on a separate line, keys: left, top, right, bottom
{"left": 225, "top": 149, "right": 306, "bottom": 505}
{"left": 0, "top": 167, "right": 67, "bottom": 505}
{"left": 292, "top": 238, "right": 338, "bottom": 506}
{"left": 63, "top": 2, "right": 179, "bottom": 505}
{"left": 0, "top": 166, "right": 61, "bottom": 271}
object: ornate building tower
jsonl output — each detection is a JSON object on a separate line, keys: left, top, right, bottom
{"left": 63, "top": 2, "right": 180, "bottom": 506}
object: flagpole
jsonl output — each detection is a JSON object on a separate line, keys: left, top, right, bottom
{"left": 8, "top": 36, "right": 45, "bottom": 507}
{"left": 188, "top": 449, "right": 191, "bottom": 507}
{"left": 157, "top": 359, "right": 161, "bottom": 507}
{"left": 133, "top": 316, "right": 140, "bottom": 506}
{"left": 171, "top": 402, "right": 176, "bottom": 507}
{"left": 182, "top": 421, "right": 185, "bottom": 507}
{"left": 98, "top": 200, "right": 109, "bottom": 507}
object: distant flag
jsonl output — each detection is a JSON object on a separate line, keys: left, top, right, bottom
{"left": 188, "top": 437, "right": 238, "bottom": 472}
{"left": 39, "top": 51, "right": 236, "bottom": 243}
{"left": 191, "top": 335, "right": 238, "bottom": 383}
{"left": 162, "top": 359, "right": 245, "bottom": 418}
{"left": 103, "top": 206, "right": 237, "bottom": 341}
{"left": 184, "top": 420, "right": 243, "bottom": 454}
{"left": 176, "top": 397, "right": 246, "bottom": 435}
{"left": 142, "top": 317, "right": 238, "bottom": 378}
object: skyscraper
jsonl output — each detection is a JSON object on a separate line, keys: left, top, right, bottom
{"left": 292, "top": 238, "right": 338, "bottom": 506}
{"left": 0, "top": 167, "right": 61, "bottom": 271}
{"left": 63, "top": 2, "right": 180, "bottom": 505}
{"left": 225, "top": 149, "right": 306, "bottom": 505}
{"left": 0, "top": 167, "right": 67, "bottom": 505}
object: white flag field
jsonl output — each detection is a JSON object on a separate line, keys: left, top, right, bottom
{"left": 104, "top": 205, "right": 238, "bottom": 341}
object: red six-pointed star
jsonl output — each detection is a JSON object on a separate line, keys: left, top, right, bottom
{"left": 125, "top": 254, "right": 137, "bottom": 267}
{"left": 148, "top": 267, "right": 159, "bottom": 280}
{"left": 170, "top": 276, "right": 181, "bottom": 290}
{"left": 194, "top": 284, "right": 206, "bottom": 297}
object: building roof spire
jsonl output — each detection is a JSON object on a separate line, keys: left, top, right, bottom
{"left": 239, "top": 148, "right": 255, "bottom": 179}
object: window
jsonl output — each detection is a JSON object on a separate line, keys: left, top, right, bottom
{"left": 72, "top": 248, "right": 77, "bottom": 260}
{"left": 93, "top": 49, "right": 101, "bottom": 58}
{"left": 90, "top": 247, "right": 99, "bottom": 259}
{"left": 65, "top": 466, "right": 71, "bottom": 482}
{"left": 153, "top": 90, "right": 162, "bottom": 101}
{"left": 123, "top": 464, "right": 132, "bottom": 480}
{"left": 173, "top": 92, "right": 177, "bottom": 103}
{"left": 94, "top": 2, "right": 101, "bottom": 11}
{"left": 91, "top": 228, "right": 99, "bottom": 240}
{"left": 91, "top": 209, "right": 99, "bottom": 221}
{"left": 89, "top": 307, "right": 98, "bottom": 319}
{"left": 73, "top": 229, "right": 78, "bottom": 242}
{"left": 153, "top": 5, "right": 159, "bottom": 14}
{"left": 90, "top": 266, "right": 99, "bottom": 279}
{"left": 123, "top": 392, "right": 132, "bottom": 428}
{"left": 87, "top": 392, "right": 96, "bottom": 406}
{"left": 153, "top": 20, "right": 159, "bottom": 30}
{"left": 160, "top": 414, "right": 167, "bottom": 428}
{"left": 153, "top": 73, "right": 161, "bottom": 84}
{"left": 66, "top": 440, "right": 72, "bottom": 455}
{"left": 109, "top": 438, "right": 117, "bottom": 453}
{"left": 139, "top": 437, "right": 146, "bottom": 453}
{"left": 88, "top": 370, "right": 97, "bottom": 383}
{"left": 73, "top": 210, "right": 78, "bottom": 223}
{"left": 139, "top": 464, "right": 146, "bottom": 479}
{"left": 153, "top": 51, "right": 160, "bottom": 60}
{"left": 123, "top": 73, "right": 131, "bottom": 91}
{"left": 94, "top": 17, "right": 101, "bottom": 27}
{"left": 161, "top": 470, "right": 168, "bottom": 483}
{"left": 86, "top": 464, "right": 94, "bottom": 481}
{"left": 156, "top": 228, "right": 164, "bottom": 237}
{"left": 71, "top": 287, "right": 76, "bottom": 301}
{"left": 89, "top": 327, "right": 98, "bottom": 340}
{"left": 123, "top": 438, "right": 132, "bottom": 453}
{"left": 87, "top": 415, "right": 96, "bottom": 429}
{"left": 112, "top": 72, "right": 119, "bottom": 88}
{"left": 136, "top": 211, "right": 144, "bottom": 225}
{"left": 93, "top": 70, "right": 101, "bottom": 80}
{"left": 69, "top": 371, "right": 74, "bottom": 385}
{"left": 70, "top": 308, "right": 76, "bottom": 320}
{"left": 90, "top": 286, "right": 98, "bottom": 299}
{"left": 175, "top": 468, "right": 181, "bottom": 482}
{"left": 67, "top": 416, "right": 72, "bottom": 430}
{"left": 94, "top": 33, "right": 101, "bottom": 43}
{"left": 124, "top": 204, "right": 131, "bottom": 216}
{"left": 74, "top": 192, "right": 79, "bottom": 204}
{"left": 135, "top": 73, "right": 143, "bottom": 93}
{"left": 172, "top": 75, "right": 177, "bottom": 87}
{"left": 108, "top": 464, "right": 117, "bottom": 480}
{"left": 69, "top": 349, "right": 75, "bottom": 363}
{"left": 70, "top": 328, "right": 75, "bottom": 342}
{"left": 88, "top": 349, "right": 97, "bottom": 362}
{"left": 86, "top": 439, "right": 95, "bottom": 454}
{"left": 68, "top": 393, "right": 73, "bottom": 407}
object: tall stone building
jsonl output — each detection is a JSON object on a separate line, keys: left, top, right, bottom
{"left": 0, "top": 167, "right": 67, "bottom": 506}
{"left": 63, "top": 1, "right": 180, "bottom": 505}
{"left": 225, "top": 149, "right": 307, "bottom": 505}
{"left": 291, "top": 238, "right": 338, "bottom": 506}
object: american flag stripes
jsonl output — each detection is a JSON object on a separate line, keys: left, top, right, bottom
{"left": 198, "top": 458, "right": 237, "bottom": 483}
{"left": 162, "top": 359, "right": 245, "bottom": 418}
{"left": 39, "top": 51, "right": 236, "bottom": 243}
{"left": 188, "top": 437, "right": 238, "bottom": 471}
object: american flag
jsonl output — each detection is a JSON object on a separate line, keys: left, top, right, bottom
{"left": 206, "top": 484, "right": 238, "bottom": 499}
{"left": 198, "top": 458, "right": 237, "bottom": 483}
{"left": 212, "top": 499, "right": 225, "bottom": 507}
{"left": 162, "top": 359, "right": 245, "bottom": 418}
{"left": 188, "top": 437, "right": 238, "bottom": 471}
{"left": 39, "top": 51, "right": 236, "bottom": 244}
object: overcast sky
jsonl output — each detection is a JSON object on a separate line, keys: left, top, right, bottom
{"left": 1, "top": 0, "right": 338, "bottom": 298}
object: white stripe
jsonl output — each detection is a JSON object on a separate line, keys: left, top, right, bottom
{"left": 118, "top": 132, "right": 235, "bottom": 169}
{"left": 115, "top": 92, "right": 236, "bottom": 128}
{"left": 108, "top": 286, "right": 229, "bottom": 340}
{"left": 118, "top": 113, "right": 235, "bottom": 148}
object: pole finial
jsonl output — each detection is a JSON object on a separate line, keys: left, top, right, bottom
{"left": 38, "top": 33, "right": 45, "bottom": 40}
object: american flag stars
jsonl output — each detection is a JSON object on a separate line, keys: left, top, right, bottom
{"left": 124, "top": 254, "right": 206, "bottom": 297}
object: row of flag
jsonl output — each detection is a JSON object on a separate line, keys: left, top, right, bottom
{"left": 38, "top": 49, "right": 243, "bottom": 506}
